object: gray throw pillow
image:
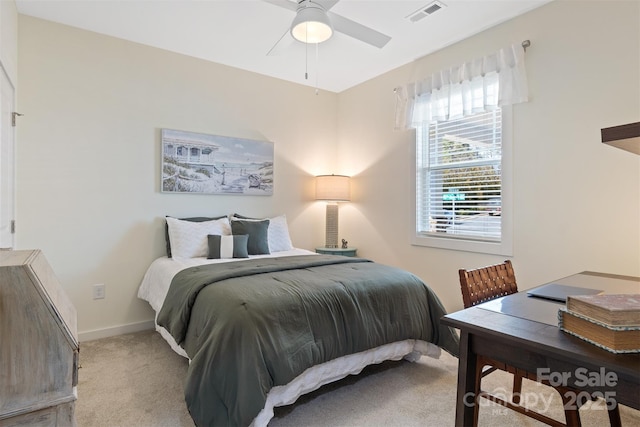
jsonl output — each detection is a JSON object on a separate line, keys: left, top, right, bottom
{"left": 230, "top": 219, "right": 270, "bottom": 255}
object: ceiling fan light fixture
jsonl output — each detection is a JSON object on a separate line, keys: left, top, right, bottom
{"left": 291, "top": 2, "right": 333, "bottom": 44}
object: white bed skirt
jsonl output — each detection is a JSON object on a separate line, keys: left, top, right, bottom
{"left": 251, "top": 338, "right": 441, "bottom": 427}
{"left": 154, "top": 321, "right": 440, "bottom": 427}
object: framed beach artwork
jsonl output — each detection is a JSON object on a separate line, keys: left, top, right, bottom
{"left": 161, "top": 129, "right": 274, "bottom": 195}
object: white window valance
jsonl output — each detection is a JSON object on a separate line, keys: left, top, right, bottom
{"left": 394, "top": 43, "right": 529, "bottom": 130}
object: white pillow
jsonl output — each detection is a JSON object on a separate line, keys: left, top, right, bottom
{"left": 166, "top": 216, "right": 231, "bottom": 258}
{"left": 267, "top": 215, "right": 294, "bottom": 252}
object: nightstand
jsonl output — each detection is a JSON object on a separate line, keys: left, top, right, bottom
{"left": 315, "top": 247, "right": 357, "bottom": 257}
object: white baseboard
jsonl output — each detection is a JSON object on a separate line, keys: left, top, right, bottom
{"left": 78, "top": 320, "right": 155, "bottom": 342}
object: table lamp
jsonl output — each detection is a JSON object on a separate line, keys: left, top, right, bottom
{"left": 315, "top": 174, "right": 350, "bottom": 248}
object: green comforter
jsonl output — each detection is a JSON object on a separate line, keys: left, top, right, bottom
{"left": 157, "top": 255, "right": 459, "bottom": 427}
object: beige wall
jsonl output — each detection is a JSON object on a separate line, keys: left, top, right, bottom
{"left": 338, "top": 0, "right": 640, "bottom": 312}
{"left": 17, "top": 16, "right": 340, "bottom": 338}
{"left": 16, "top": 1, "right": 640, "bottom": 338}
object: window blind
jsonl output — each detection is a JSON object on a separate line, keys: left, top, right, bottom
{"left": 416, "top": 108, "right": 502, "bottom": 242}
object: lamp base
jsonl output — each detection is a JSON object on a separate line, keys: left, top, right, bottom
{"left": 325, "top": 203, "right": 339, "bottom": 248}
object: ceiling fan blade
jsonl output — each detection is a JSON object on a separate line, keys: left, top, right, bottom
{"left": 315, "top": 0, "right": 340, "bottom": 11}
{"left": 262, "top": 0, "right": 298, "bottom": 13}
{"left": 263, "top": 0, "right": 340, "bottom": 13}
{"left": 328, "top": 12, "right": 391, "bottom": 49}
{"left": 267, "top": 29, "right": 295, "bottom": 56}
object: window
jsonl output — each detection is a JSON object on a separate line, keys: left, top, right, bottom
{"left": 398, "top": 43, "right": 528, "bottom": 255}
{"left": 412, "top": 107, "right": 512, "bottom": 255}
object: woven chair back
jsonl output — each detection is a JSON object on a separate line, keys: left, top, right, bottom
{"left": 459, "top": 260, "right": 518, "bottom": 308}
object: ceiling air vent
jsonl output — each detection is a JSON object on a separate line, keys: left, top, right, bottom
{"left": 406, "top": 1, "right": 447, "bottom": 23}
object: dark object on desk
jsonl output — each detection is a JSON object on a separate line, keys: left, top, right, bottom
{"left": 459, "top": 261, "right": 598, "bottom": 427}
{"left": 559, "top": 307, "right": 640, "bottom": 353}
{"left": 567, "top": 294, "right": 640, "bottom": 326}
{"left": 526, "top": 283, "right": 603, "bottom": 302}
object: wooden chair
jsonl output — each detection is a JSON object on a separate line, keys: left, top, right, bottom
{"left": 459, "top": 260, "right": 518, "bottom": 308}
{"left": 459, "top": 261, "right": 621, "bottom": 427}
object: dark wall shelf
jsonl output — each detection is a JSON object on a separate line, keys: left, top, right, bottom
{"left": 601, "top": 122, "right": 640, "bottom": 155}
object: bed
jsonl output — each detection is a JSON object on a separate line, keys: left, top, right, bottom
{"left": 138, "top": 215, "right": 459, "bottom": 427}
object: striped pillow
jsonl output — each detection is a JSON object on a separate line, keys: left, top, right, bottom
{"left": 207, "top": 234, "right": 249, "bottom": 259}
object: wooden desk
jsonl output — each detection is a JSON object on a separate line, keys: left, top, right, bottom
{"left": 441, "top": 272, "right": 640, "bottom": 427}
{"left": 0, "top": 250, "right": 78, "bottom": 426}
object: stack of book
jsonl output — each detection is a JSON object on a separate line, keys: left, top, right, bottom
{"left": 558, "top": 294, "right": 640, "bottom": 353}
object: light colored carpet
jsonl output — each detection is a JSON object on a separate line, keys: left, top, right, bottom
{"left": 76, "top": 330, "right": 640, "bottom": 426}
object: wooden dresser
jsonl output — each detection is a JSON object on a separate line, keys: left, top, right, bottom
{"left": 0, "top": 250, "right": 79, "bottom": 426}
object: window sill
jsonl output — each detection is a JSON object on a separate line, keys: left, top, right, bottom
{"left": 411, "top": 233, "right": 513, "bottom": 256}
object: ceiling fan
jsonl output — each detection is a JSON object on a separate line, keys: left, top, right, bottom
{"left": 263, "top": 0, "right": 391, "bottom": 55}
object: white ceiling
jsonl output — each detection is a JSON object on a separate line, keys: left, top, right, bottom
{"left": 15, "top": 0, "right": 552, "bottom": 93}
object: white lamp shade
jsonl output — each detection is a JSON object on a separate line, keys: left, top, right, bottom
{"left": 291, "top": 3, "right": 333, "bottom": 44}
{"left": 316, "top": 175, "right": 350, "bottom": 202}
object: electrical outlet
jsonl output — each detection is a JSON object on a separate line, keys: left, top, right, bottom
{"left": 92, "top": 284, "right": 105, "bottom": 300}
